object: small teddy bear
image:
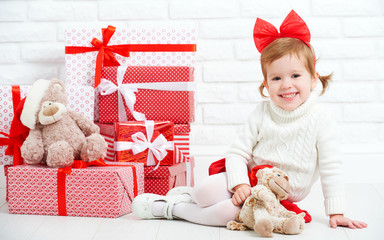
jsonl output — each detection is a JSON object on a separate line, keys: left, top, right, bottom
{"left": 227, "top": 166, "right": 305, "bottom": 237}
{"left": 20, "top": 79, "right": 107, "bottom": 168}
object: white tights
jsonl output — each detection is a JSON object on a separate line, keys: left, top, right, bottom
{"left": 152, "top": 172, "right": 240, "bottom": 226}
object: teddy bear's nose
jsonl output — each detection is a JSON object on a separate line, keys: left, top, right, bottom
{"left": 42, "top": 104, "right": 59, "bottom": 116}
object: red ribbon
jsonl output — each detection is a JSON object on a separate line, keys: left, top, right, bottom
{"left": 57, "top": 158, "right": 138, "bottom": 216}
{"left": 65, "top": 25, "right": 197, "bottom": 87}
{"left": 0, "top": 86, "right": 30, "bottom": 166}
{"left": 253, "top": 10, "right": 311, "bottom": 53}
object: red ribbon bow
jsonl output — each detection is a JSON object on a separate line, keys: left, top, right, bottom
{"left": 253, "top": 10, "right": 311, "bottom": 53}
{"left": 0, "top": 86, "right": 30, "bottom": 166}
{"left": 65, "top": 25, "right": 196, "bottom": 87}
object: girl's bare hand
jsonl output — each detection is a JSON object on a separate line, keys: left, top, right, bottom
{"left": 232, "top": 184, "right": 252, "bottom": 206}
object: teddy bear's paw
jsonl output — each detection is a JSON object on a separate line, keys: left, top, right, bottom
{"left": 21, "top": 148, "right": 44, "bottom": 165}
{"left": 227, "top": 220, "right": 247, "bottom": 231}
{"left": 46, "top": 141, "right": 74, "bottom": 168}
{"left": 282, "top": 215, "right": 305, "bottom": 235}
{"left": 21, "top": 142, "right": 44, "bottom": 164}
{"left": 254, "top": 219, "right": 273, "bottom": 237}
{"left": 81, "top": 134, "right": 108, "bottom": 162}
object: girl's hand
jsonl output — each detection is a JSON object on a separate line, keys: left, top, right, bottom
{"left": 232, "top": 184, "right": 252, "bottom": 206}
{"left": 329, "top": 214, "right": 368, "bottom": 229}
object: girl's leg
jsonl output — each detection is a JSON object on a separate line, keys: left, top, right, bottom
{"left": 191, "top": 172, "right": 233, "bottom": 207}
{"left": 172, "top": 173, "right": 239, "bottom": 226}
{"left": 138, "top": 172, "right": 239, "bottom": 226}
{"left": 172, "top": 199, "right": 239, "bottom": 226}
{"left": 152, "top": 172, "right": 233, "bottom": 217}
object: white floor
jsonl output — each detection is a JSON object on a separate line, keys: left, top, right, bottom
{"left": 0, "top": 167, "right": 383, "bottom": 240}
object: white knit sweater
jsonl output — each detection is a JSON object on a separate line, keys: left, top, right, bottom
{"left": 225, "top": 92, "right": 345, "bottom": 215}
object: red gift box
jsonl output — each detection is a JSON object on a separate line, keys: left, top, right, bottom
{"left": 98, "top": 66, "right": 194, "bottom": 124}
{"left": 96, "top": 121, "right": 190, "bottom": 163}
{"left": 144, "top": 157, "right": 195, "bottom": 195}
{"left": 7, "top": 162, "right": 144, "bottom": 218}
{"left": 114, "top": 121, "right": 176, "bottom": 167}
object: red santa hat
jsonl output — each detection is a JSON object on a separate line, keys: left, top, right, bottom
{"left": 249, "top": 165, "right": 274, "bottom": 187}
{"left": 20, "top": 79, "right": 51, "bottom": 129}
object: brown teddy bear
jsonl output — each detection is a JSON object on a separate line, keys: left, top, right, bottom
{"left": 20, "top": 79, "right": 107, "bottom": 168}
{"left": 227, "top": 166, "right": 305, "bottom": 237}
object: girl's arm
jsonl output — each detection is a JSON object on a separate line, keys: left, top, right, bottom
{"left": 317, "top": 106, "right": 367, "bottom": 229}
{"left": 225, "top": 104, "right": 263, "bottom": 193}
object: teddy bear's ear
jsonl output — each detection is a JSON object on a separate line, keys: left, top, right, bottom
{"left": 256, "top": 169, "right": 264, "bottom": 179}
{"left": 51, "top": 79, "right": 65, "bottom": 91}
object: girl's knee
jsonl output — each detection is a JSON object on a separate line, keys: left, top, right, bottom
{"left": 191, "top": 173, "right": 232, "bottom": 207}
{"left": 191, "top": 184, "right": 215, "bottom": 207}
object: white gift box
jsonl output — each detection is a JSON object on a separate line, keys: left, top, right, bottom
{"left": 65, "top": 25, "right": 197, "bottom": 88}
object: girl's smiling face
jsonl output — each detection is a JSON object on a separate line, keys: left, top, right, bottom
{"left": 265, "top": 54, "right": 317, "bottom": 111}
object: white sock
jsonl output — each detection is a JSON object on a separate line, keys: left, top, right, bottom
{"left": 152, "top": 201, "right": 166, "bottom": 217}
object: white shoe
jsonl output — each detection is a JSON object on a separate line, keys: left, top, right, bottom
{"left": 132, "top": 193, "right": 191, "bottom": 220}
{"left": 166, "top": 186, "right": 193, "bottom": 197}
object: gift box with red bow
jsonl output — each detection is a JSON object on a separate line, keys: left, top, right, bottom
{"left": 145, "top": 157, "right": 195, "bottom": 195}
{"left": 98, "top": 66, "right": 194, "bottom": 124}
{"left": 96, "top": 121, "right": 190, "bottom": 165}
{"left": 0, "top": 85, "right": 95, "bottom": 166}
{"left": 65, "top": 25, "right": 196, "bottom": 121}
{"left": 65, "top": 25, "right": 197, "bottom": 88}
{"left": 113, "top": 121, "right": 181, "bottom": 167}
{"left": 7, "top": 161, "right": 144, "bottom": 218}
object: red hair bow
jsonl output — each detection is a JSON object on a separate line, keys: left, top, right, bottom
{"left": 253, "top": 10, "right": 311, "bottom": 53}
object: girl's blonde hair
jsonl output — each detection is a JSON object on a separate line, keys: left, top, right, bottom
{"left": 259, "top": 38, "right": 332, "bottom": 97}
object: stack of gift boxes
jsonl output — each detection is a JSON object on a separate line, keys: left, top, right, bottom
{"left": 0, "top": 25, "right": 197, "bottom": 218}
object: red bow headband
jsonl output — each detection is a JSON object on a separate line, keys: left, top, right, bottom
{"left": 253, "top": 10, "right": 311, "bottom": 53}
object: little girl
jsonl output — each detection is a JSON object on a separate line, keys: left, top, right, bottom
{"left": 132, "top": 10, "right": 367, "bottom": 229}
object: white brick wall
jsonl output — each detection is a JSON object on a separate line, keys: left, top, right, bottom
{"left": 0, "top": 0, "right": 383, "bottom": 183}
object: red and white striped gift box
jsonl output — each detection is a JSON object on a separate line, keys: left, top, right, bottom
{"left": 144, "top": 157, "right": 195, "bottom": 195}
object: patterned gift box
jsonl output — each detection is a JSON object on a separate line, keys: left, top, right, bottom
{"left": 145, "top": 157, "right": 195, "bottom": 195}
{"left": 0, "top": 85, "right": 95, "bottom": 165}
{"left": 115, "top": 121, "right": 174, "bottom": 166}
{"left": 7, "top": 162, "right": 144, "bottom": 218}
{"left": 65, "top": 25, "right": 197, "bottom": 88}
{"left": 95, "top": 121, "right": 190, "bottom": 163}
{"left": 98, "top": 66, "right": 194, "bottom": 124}
{"left": 65, "top": 25, "right": 196, "bottom": 122}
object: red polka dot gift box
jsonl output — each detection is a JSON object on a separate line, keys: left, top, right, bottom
{"left": 7, "top": 161, "right": 144, "bottom": 218}
{"left": 0, "top": 85, "right": 95, "bottom": 166}
{"left": 144, "top": 157, "right": 195, "bottom": 196}
{"left": 95, "top": 121, "right": 191, "bottom": 165}
{"left": 98, "top": 66, "right": 195, "bottom": 124}
{"left": 64, "top": 25, "right": 196, "bottom": 122}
